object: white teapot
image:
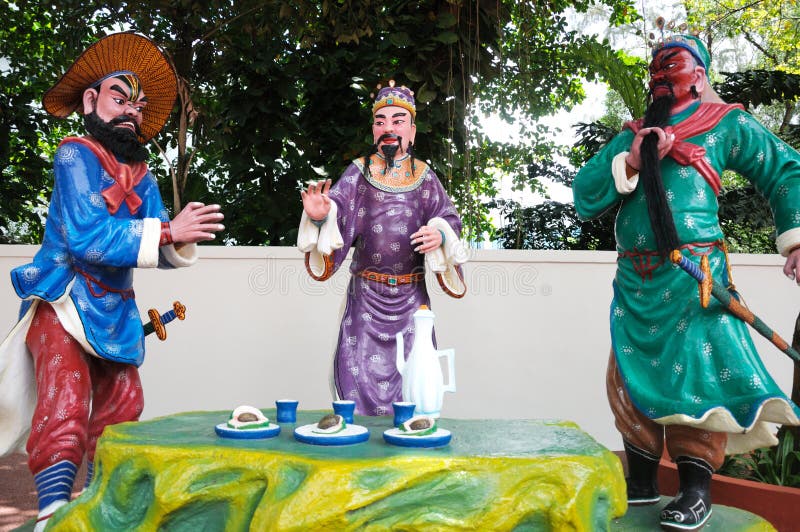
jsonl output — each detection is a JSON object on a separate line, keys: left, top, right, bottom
{"left": 395, "top": 305, "right": 456, "bottom": 418}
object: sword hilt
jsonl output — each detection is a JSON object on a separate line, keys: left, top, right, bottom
{"left": 670, "top": 250, "right": 712, "bottom": 308}
{"left": 143, "top": 301, "right": 187, "bottom": 340}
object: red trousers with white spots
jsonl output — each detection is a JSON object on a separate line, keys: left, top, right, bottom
{"left": 25, "top": 302, "right": 144, "bottom": 475}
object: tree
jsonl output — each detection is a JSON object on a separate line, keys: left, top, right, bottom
{"left": 491, "top": 36, "right": 646, "bottom": 251}
{"left": 0, "top": 0, "right": 636, "bottom": 245}
{"left": 0, "top": 1, "right": 107, "bottom": 243}
{"left": 494, "top": 1, "right": 800, "bottom": 252}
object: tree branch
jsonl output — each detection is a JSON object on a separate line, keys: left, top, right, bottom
{"left": 150, "top": 139, "right": 180, "bottom": 211}
{"left": 742, "top": 29, "right": 779, "bottom": 63}
{"left": 198, "top": 2, "right": 270, "bottom": 43}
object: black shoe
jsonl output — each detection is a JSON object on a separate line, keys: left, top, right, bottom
{"left": 660, "top": 456, "right": 713, "bottom": 531}
{"left": 623, "top": 440, "right": 661, "bottom": 505}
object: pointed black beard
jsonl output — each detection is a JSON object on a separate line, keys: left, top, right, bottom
{"left": 640, "top": 91, "right": 680, "bottom": 258}
{"left": 374, "top": 133, "right": 402, "bottom": 172}
{"left": 380, "top": 143, "right": 399, "bottom": 170}
{"left": 84, "top": 111, "right": 148, "bottom": 163}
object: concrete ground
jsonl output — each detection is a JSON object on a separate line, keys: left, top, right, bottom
{"left": 0, "top": 454, "right": 86, "bottom": 532}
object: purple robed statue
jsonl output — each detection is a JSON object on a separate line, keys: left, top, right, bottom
{"left": 297, "top": 81, "right": 467, "bottom": 416}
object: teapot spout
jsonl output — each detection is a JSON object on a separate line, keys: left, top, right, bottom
{"left": 395, "top": 332, "right": 405, "bottom": 374}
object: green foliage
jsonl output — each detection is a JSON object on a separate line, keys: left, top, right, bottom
{"left": 576, "top": 39, "right": 648, "bottom": 119}
{"left": 717, "top": 184, "right": 777, "bottom": 253}
{"left": 686, "top": 0, "right": 800, "bottom": 74}
{"left": 490, "top": 122, "right": 617, "bottom": 251}
{"left": 717, "top": 70, "right": 800, "bottom": 109}
{"left": 0, "top": 1, "right": 100, "bottom": 243}
{"left": 719, "top": 430, "right": 800, "bottom": 487}
{"left": 490, "top": 198, "right": 615, "bottom": 250}
{"left": 0, "top": 0, "right": 634, "bottom": 245}
{"left": 570, "top": 121, "right": 618, "bottom": 167}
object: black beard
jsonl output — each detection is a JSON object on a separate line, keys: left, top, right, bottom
{"left": 640, "top": 91, "right": 679, "bottom": 257}
{"left": 645, "top": 85, "right": 676, "bottom": 126}
{"left": 377, "top": 133, "right": 402, "bottom": 171}
{"left": 84, "top": 111, "right": 148, "bottom": 163}
{"left": 380, "top": 143, "right": 399, "bottom": 168}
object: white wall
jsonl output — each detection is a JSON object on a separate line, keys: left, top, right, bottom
{"left": 1, "top": 245, "right": 797, "bottom": 450}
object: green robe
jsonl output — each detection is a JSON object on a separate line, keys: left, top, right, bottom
{"left": 574, "top": 102, "right": 800, "bottom": 453}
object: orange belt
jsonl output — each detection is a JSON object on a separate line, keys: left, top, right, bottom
{"left": 358, "top": 270, "right": 424, "bottom": 286}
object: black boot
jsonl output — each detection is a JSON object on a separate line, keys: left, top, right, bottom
{"left": 660, "top": 456, "right": 713, "bottom": 531}
{"left": 623, "top": 440, "right": 661, "bottom": 505}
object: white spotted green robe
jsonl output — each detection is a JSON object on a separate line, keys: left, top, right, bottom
{"left": 574, "top": 102, "right": 800, "bottom": 453}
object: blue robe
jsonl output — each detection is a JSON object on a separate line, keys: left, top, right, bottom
{"left": 10, "top": 140, "right": 193, "bottom": 366}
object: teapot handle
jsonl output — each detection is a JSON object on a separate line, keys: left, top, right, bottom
{"left": 438, "top": 348, "right": 456, "bottom": 393}
{"left": 395, "top": 332, "right": 405, "bottom": 374}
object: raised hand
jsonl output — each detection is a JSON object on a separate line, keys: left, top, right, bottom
{"left": 169, "top": 202, "right": 224, "bottom": 244}
{"left": 301, "top": 179, "right": 332, "bottom": 221}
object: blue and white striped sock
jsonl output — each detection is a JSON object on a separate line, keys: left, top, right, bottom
{"left": 84, "top": 461, "right": 94, "bottom": 488}
{"left": 34, "top": 460, "right": 78, "bottom": 511}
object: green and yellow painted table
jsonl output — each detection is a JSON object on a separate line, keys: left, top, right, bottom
{"left": 47, "top": 410, "right": 628, "bottom": 531}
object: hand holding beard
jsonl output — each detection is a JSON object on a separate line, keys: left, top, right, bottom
{"left": 626, "top": 127, "right": 674, "bottom": 170}
{"left": 638, "top": 90, "right": 681, "bottom": 258}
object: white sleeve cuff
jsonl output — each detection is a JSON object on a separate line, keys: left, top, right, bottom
{"left": 612, "top": 152, "right": 638, "bottom": 194}
{"left": 297, "top": 202, "right": 343, "bottom": 255}
{"left": 425, "top": 217, "right": 468, "bottom": 297}
{"left": 160, "top": 243, "right": 198, "bottom": 268}
{"left": 297, "top": 211, "right": 320, "bottom": 252}
{"left": 425, "top": 217, "right": 469, "bottom": 270}
{"left": 316, "top": 202, "right": 343, "bottom": 255}
{"left": 136, "top": 218, "right": 162, "bottom": 268}
{"left": 776, "top": 227, "right": 800, "bottom": 257}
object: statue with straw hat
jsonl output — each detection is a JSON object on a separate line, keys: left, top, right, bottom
{"left": 0, "top": 32, "right": 224, "bottom": 530}
{"left": 573, "top": 21, "right": 800, "bottom": 531}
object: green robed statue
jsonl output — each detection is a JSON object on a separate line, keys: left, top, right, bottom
{"left": 573, "top": 31, "right": 800, "bottom": 531}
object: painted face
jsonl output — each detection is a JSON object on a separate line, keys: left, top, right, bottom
{"left": 648, "top": 47, "right": 703, "bottom": 109}
{"left": 91, "top": 75, "right": 148, "bottom": 134}
{"left": 372, "top": 105, "right": 416, "bottom": 153}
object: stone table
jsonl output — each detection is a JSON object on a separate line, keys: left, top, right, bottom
{"left": 47, "top": 410, "right": 627, "bottom": 531}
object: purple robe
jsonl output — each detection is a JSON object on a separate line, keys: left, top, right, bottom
{"left": 324, "top": 157, "right": 462, "bottom": 416}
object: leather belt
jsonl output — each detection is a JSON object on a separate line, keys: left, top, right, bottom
{"left": 358, "top": 270, "right": 424, "bottom": 286}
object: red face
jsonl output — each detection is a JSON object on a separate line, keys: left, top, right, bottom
{"left": 85, "top": 75, "right": 148, "bottom": 134}
{"left": 648, "top": 47, "right": 704, "bottom": 109}
{"left": 372, "top": 105, "right": 416, "bottom": 153}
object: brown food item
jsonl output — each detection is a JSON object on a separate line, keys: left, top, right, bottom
{"left": 409, "top": 418, "right": 433, "bottom": 430}
{"left": 237, "top": 412, "right": 259, "bottom": 423}
{"left": 317, "top": 414, "right": 341, "bottom": 430}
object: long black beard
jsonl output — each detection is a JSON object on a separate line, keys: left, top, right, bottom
{"left": 640, "top": 90, "right": 680, "bottom": 258}
{"left": 84, "top": 111, "right": 148, "bottom": 163}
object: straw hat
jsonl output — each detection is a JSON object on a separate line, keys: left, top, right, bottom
{"left": 43, "top": 32, "right": 177, "bottom": 142}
